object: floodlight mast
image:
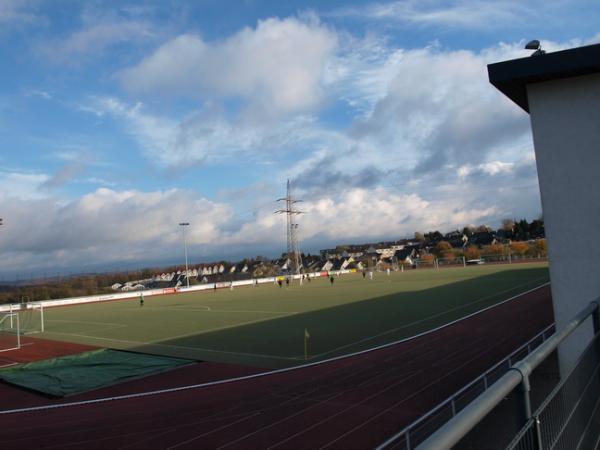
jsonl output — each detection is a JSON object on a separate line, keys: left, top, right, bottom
{"left": 275, "top": 180, "right": 304, "bottom": 276}
{"left": 179, "top": 222, "right": 190, "bottom": 288}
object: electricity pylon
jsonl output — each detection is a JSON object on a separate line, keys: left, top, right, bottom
{"left": 275, "top": 180, "right": 303, "bottom": 275}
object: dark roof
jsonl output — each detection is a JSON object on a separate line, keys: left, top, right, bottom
{"left": 487, "top": 43, "right": 600, "bottom": 113}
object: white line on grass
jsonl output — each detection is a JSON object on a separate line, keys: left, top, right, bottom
{"left": 310, "top": 276, "right": 549, "bottom": 359}
{"left": 0, "top": 281, "right": 550, "bottom": 415}
{"left": 47, "top": 319, "right": 125, "bottom": 327}
{"left": 42, "top": 331, "right": 301, "bottom": 362}
{"left": 165, "top": 306, "right": 297, "bottom": 315}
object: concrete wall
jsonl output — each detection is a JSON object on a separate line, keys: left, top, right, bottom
{"left": 527, "top": 72, "right": 600, "bottom": 374}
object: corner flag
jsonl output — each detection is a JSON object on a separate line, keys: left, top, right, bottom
{"left": 304, "top": 328, "right": 310, "bottom": 360}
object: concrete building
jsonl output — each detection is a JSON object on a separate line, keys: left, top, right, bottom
{"left": 488, "top": 43, "right": 600, "bottom": 375}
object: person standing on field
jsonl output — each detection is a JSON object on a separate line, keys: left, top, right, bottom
{"left": 140, "top": 293, "right": 144, "bottom": 307}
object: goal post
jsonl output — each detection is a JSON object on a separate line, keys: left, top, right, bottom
{"left": 14, "top": 302, "right": 45, "bottom": 335}
{"left": 0, "top": 312, "right": 21, "bottom": 352}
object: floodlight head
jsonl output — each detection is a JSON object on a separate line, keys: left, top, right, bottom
{"left": 525, "top": 39, "right": 540, "bottom": 50}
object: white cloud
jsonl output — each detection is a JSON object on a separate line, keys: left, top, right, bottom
{"left": 0, "top": 0, "right": 40, "bottom": 25}
{"left": 0, "top": 183, "right": 512, "bottom": 274}
{"left": 88, "top": 96, "right": 340, "bottom": 167}
{"left": 0, "top": 187, "right": 233, "bottom": 273}
{"left": 118, "top": 16, "right": 338, "bottom": 117}
{"left": 0, "top": 170, "right": 49, "bottom": 200}
{"left": 331, "top": 0, "right": 531, "bottom": 29}
{"left": 457, "top": 161, "right": 514, "bottom": 179}
{"left": 37, "top": 20, "right": 155, "bottom": 63}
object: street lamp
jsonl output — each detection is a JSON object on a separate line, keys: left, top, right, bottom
{"left": 179, "top": 222, "right": 190, "bottom": 288}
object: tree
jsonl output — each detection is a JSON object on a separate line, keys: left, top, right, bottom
{"left": 532, "top": 239, "right": 547, "bottom": 257}
{"left": 501, "top": 218, "right": 515, "bottom": 231}
{"left": 462, "top": 226, "right": 475, "bottom": 237}
{"left": 483, "top": 244, "right": 505, "bottom": 256}
{"left": 510, "top": 241, "right": 529, "bottom": 257}
{"left": 464, "top": 245, "right": 481, "bottom": 260}
{"left": 414, "top": 232, "right": 425, "bottom": 242}
{"left": 434, "top": 241, "right": 452, "bottom": 258}
{"left": 419, "top": 253, "right": 435, "bottom": 266}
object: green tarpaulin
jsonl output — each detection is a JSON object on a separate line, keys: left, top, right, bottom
{"left": 0, "top": 349, "right": 192, "bottom": 397}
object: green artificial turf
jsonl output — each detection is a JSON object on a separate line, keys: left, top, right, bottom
{"left": 36, "top": 263, "right": 549, "bottom": 368}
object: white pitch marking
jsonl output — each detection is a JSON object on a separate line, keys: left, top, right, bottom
{"left": 0, "top": 282, "right": 550, "bottom": 416}
{"left": 311, "top": 277, "right": 549, "bottom": 359}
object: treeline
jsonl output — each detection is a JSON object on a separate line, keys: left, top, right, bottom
{"left": 0, "top": 267, "right": 175, "bottom": 305}
{"left": 422, "top": 240, "right": 547, "bottom": 263}
{"left": 415, "top": 218, "right": 545, "bottom": 244}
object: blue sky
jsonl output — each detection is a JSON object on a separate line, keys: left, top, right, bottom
{"left": 1, "top": 0, "right": 599, "bottom": 277}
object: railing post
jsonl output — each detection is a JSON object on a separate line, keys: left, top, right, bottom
{"left": 517, "top": 374, "right": 532, "bottom": 425}
{"left": 517, "top": 372, "right": 543, "bottom": 450}
{"left": 592, "top": 301, "right": 599, "bottom": 334}
{"left": 534, "top": 415, "right": 544, "bottom": 450}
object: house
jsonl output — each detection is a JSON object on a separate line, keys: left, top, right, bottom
{"left": 468, "top": 231, "right": 497, "bottom": 247}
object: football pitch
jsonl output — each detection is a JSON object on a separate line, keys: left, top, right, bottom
{"left": 37, "top": 263, "right": 549, "bottom": 368}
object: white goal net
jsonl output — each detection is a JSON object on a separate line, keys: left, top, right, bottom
{"left": 10, "top": 302, "right": 45, "bottom": 335}
{"left": 0, "top": 312, "right": 21, "bottom": 352}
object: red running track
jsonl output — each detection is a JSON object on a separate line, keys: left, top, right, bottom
{"left": 0, "top": 285, "right": 553, "bottom": 450}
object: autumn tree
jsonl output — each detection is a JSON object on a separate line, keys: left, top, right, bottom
{"left": 419, "top": 253, "right": 436, "bottom": 266}
{"left": 531, "top": 239, "right": 547, "bottom": 257}
{"left": 464, "top": 245, "right": 481, "bottom": 260}
{"left": 434, "top": 241, "right": 452, "bottom": 258}
{"left": 510, "top": 241, "right": 530, "bottom": 257}
{"left": 483, "top": 244, "right": 505, "bottom": 256}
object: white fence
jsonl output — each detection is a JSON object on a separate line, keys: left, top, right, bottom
{"left": 0, "top": 270, "right": 352, "bottom": 313}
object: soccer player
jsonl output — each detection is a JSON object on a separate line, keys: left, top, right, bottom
{"left": 329, "top": 275, "right": 335, "bottom": 286}
{"left": 139, "top": 293, "right": 144, "bottom": 307}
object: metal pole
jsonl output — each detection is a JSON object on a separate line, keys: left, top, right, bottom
{"left": 179, "top": 223, "right": 190, "bottom": 288}
{"left": 592, "top": 301, "right": 599, "bottom": 334}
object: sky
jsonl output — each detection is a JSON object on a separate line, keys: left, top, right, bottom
{"left": 1, "top": 0, "right": 599, "bottom": 278}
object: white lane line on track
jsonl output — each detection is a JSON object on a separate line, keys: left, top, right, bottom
{"left": 0, "top": 362, "right": 18, "bottom": 368}
{"left": 310, "top": 277, "right": 549, "bottom": 359}
{"left": 0, "top": 282, "right": 550, "bottom": 415}
{"left": 216, "top": 392, "right": 345, "bottom": 450}
{"left": 265, "top": 370, "right": 424, "bottom": 450}
{"left": 166, "top": 412, "right": 262, "bottom": 450}
{"left": 317, "top": 330, "right": 535, "bottom": 448}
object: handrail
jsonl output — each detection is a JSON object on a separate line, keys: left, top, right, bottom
{"left": 375, "top": 323, "right": 554, "bottom": 449}
{"left": 415, "top": 299, "right": 600, "bottom": 450}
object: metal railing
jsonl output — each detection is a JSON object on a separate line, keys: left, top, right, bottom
{"left": 507, "top": 330, "right": 600, "bottom": 450}
{"left": 413, "top": 299, "right": 600, "bottom": 450}
{"left": 376, "top": 323, "right": 556, "bottom": 450}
